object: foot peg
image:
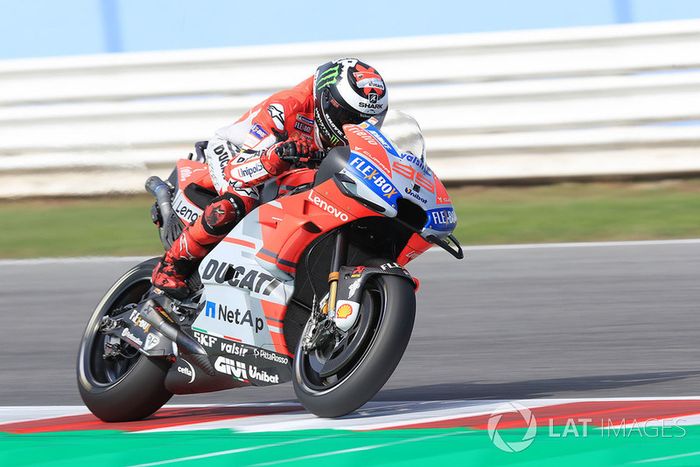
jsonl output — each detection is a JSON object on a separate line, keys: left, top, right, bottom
{"left": 138, "top": 299, "right": 216, "bottom": 376}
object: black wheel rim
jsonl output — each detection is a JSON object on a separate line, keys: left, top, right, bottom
{"left": 84, "top": 279, "right": 151, "bottom": 387}
{"left": 298, "top": 280, "right": 384, "bottom": 392}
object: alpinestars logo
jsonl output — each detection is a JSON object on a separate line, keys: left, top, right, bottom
{"left": 267, "top": 104, "right": 285, "bottom": 131}
{"left": 214, "top": 356, "right": 248, "bottom": 382}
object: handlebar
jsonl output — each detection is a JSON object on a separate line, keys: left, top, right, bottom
{"left": 304, "top": 150, "right": 326, "bottom": 164}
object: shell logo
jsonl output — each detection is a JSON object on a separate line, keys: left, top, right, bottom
{"left": 336, "top": 304, "right": 353, "bottom": 319}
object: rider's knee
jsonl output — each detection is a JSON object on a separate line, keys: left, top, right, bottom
{"left": 201, "top": 193, "right": 245, "bottom": 235}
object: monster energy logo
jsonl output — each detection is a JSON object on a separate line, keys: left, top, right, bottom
{"left": 317, "top": 64, "right": 341, "bottom": 90}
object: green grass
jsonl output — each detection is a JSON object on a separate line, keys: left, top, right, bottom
{"left": 0, "top": 197, "right": 161, "bottom": 258}
{"left": 451, "top": 180, "right": 700, "bottom": 245}
{"left": 0, "top": 180, "right": 698, "bottom": 258}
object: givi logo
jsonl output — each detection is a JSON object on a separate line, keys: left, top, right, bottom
{"left": 307, "top": 191, "right": 349, "bottom": 222}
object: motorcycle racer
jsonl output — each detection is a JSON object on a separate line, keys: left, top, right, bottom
{"left": 152, "top": 58, "right": 389, "bottom": 299}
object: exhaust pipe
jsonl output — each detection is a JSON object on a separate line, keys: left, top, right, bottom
{"left": 139, "top": 299, "right": 216, "bottom": 376}
{"left": 145, "top": 176, "right": 182, "bottom": 249}
{"left": 145, "top": 176, "right": 174, "bottom": 221}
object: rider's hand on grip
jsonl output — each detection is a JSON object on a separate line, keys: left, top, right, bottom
{"left": 306, "top": 150, "right": 326, "bottom": 164}
{"left": 272, "top": 137, "right": 314, "bottom": 163}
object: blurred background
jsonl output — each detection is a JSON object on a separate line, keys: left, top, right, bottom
{"left": 1, "top": 0, "right": 699, "bottom": 257}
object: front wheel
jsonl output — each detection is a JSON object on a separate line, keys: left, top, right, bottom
{"left": 293, "top": 274, "right": 416, "bottom": 417}
{"left": 77, "top": 258, "right": 173, "bottom": 422}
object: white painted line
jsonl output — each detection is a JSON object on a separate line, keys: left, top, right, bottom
{"left": 1, "top": 238, "right": 698, "bottom": 266}
{"left": 127, "top": 434, "right": 342, "bottom": 467}
{"left": 457, "top": 238, "right": 700, "bottom": 251}
{"left": 0, "top": 406, "right": 91, "bottom": 424}
{"left": 250, "top": 431, "right": 470, "bottom": 467}
{"left": 5, "top": 398, "right": 700, "bottom": 434}
{"left": 139, "top": 400, "right": 559, "bottom": 434}
{"left": 0, "top": 256, "right": 151, "bottom": 266}
{"left": 632, "top": 450, "right": 700, "bottom": 464}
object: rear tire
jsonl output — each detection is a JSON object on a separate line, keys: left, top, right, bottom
{"left": 77, "top": 258, "right": 173, "bottom": 422}
{"left": 293, "top": 274, "right": 415, "bottom": 417}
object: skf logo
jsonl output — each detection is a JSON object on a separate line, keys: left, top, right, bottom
{"left": 214, "top": 356, "right": 248, "bottom": 382}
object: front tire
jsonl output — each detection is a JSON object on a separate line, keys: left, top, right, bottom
{"left": 293, "top": 274, "right": 416, "bottom": 417}
{"left": 77, "top": 258, "right": 173, "bottom": 422}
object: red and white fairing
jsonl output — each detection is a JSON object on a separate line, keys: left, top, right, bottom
{"left": 186, "top": 111, "right": 456, "bottom": 383}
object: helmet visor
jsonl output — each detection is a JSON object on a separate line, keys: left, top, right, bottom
{"left": 321, "top": 88, "right": 368, "bottom": 126}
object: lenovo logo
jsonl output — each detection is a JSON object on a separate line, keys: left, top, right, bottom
{"left": 307, "top": 191, "right": 349, "bottom": 222}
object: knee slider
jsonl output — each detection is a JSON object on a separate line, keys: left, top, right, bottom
{"left": 201, "top": 193, "right": 243, "bottom": 236}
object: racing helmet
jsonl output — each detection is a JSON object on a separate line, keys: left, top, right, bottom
{"left": 313, "top": 58, "right": 389, "bottom": 148}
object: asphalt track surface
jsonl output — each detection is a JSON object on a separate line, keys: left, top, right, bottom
{"left": 1, "top": 240, "right": 699, "bottom": 406}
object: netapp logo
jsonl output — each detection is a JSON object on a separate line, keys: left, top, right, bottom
{"left": 204, "top": 301, "right": 265, "bottom": 333}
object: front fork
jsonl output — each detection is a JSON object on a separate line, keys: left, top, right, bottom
{"left": 303, "top": 230, "right": 347, "bottom": 352}
{"left": 326, "top": 229, "right": 348, "bottom": 316}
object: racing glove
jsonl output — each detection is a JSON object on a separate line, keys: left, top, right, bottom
{"left": 274, "top": 137, "right": 315, "bottom": 163}
{"left": 261, "top": 136, "right": 315, "bottom": 175}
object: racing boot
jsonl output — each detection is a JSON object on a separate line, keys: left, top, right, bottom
{"left": 151, "top": 233, "right": 209, "bottom": 300}
{"left": 152, "top": 193, "right": 242, "bottom": 299}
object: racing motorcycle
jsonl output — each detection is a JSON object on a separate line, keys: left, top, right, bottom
{"left": 76, "top": 111, "right": 463, "bottom": 421}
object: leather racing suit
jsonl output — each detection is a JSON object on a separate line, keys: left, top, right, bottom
{"left": 152, "top": 76, "right": 318, "bottom": 297}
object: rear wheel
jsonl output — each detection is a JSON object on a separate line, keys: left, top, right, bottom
{"left": 77, "top": 258, "right": 173, "bottom": 422}
{"left": 293, "top": 273, "right": 415, "bottom": 417}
